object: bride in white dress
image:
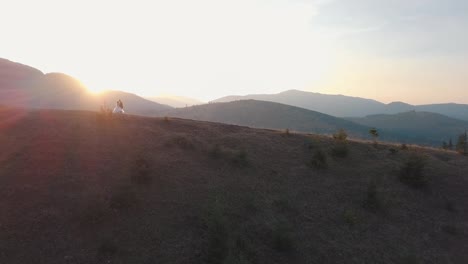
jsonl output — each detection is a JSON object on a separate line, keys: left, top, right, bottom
{"left": 113, "top": 99, "right": 125, "bottom": 114}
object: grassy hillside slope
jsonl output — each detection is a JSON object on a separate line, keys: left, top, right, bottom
{"left": 1, "top": 107, "right": 467, "bottom": 264}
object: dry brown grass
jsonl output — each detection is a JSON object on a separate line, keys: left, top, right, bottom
{"left": 0, "top": 108, "right": 467, "bottom": 264}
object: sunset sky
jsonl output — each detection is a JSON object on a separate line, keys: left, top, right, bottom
{"left": 2, "top": 0, "right": 467, "bottom": 104}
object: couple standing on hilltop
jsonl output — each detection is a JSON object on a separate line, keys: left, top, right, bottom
{"left": 117, "top": 99, "right": 124, "bottom": 109}
{"left": 113, "top": 99, "right": 125, "bottom": 114}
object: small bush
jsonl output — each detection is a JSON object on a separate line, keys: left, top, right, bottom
{"left": 283, "top": 128, "right": 291, "bottom": 137}
{"left": 401, "top": 144, "right": 409, "bottom": 150}
{"left": 96, "top": 105, "right": 113, "bottom": 122}
{"left": 167, "top": 135, "right": 195, "bottom": 150}
{"left": 389, "top": 148, "right": 398, "bottom": 154}
{"left": 273, "top": 198, "right": 296, "bottom": 215}
{"left": 330, "top": 143, "right": 349, "bottom": 158}
{"left": 99, "top": 105, "right": 113, "bottom": 116}
{"left": 242, "top": 197, "right": 258, "bottom": 214}
{"left": 369, "top": 128, "right": 379, "bottom": 144}
{"left": 209, "top": 144, "right": 223, "bottom": 159}
{"left": 130, "top": 157, "right": 152, "bottom": 185}
{"left": 308, "top": 149, "right": 327, "bottom": 169}
{"left": 343, "top": 209, "right": 358, "bottom": 226}
{"left": 163, "top": 116, "right": 170, "bottom": 122}
{"left": 97, "top": 239, "right": 118, "bottom": 258}
{"left": 224, "top": 236, "right": 253, "bottom": 264}
{"left": 205, "top": 202, "right": 229, "bottom": 264}
{"left": 401, "top": 253, "right": 420, "bottom": 264}
{"left": 333, "top": 129, "right": 348, "bottom": 141}
{"left": 79, "top": 201, "right": 108, "bottom": 228}
{"left": 445, "top": 200, "right": 457, "bottom": 213}
{"left": 109, "top": 186, "right": 138, "bottom": 211}
{"left": 232, "top": 150, "right": 249, "bottom": 167}
{"left": 206, "top": 220, "right": 228, "bottom": 263}
{"left": 363, "top": 182, "right": 382, "bottom": 213}
{"left": 399, "top": 155, "right": 427, "bottom": 188}
{"left": 456, "top": 132, "right": 467, "bottom": 155}
{"left": 304, "top": 139, "right": 315, "bottom": 150}
{"left": 441, "top": 224, "right": 458, "bottom": 235}
{"left": 272, "top": 222, "right": 294, "bottom": 253}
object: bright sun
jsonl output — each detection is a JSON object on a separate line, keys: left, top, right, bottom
{"left": 86, "top": 87, "right": 106, "bottom": 95}
{"left": 83, "top": 80, "right": 107, "bottom": 94}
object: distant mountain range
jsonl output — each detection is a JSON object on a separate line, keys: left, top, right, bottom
{"left": 2, "top": 57, "right": 467, "bottom": 147}
{"left": 160, "top": 100, "right": 468, "bottom": 146}
{"left": 214, "top": 90, "right": 468, "bottom": 121}
{"left": 348, "top": 111, "right": 468, "bottom": 146}
{"left": 0, "top": 58, "right": 172, "bottom": 115}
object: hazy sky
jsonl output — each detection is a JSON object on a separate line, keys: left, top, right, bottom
{"left": 1, "top": 0, "right": 467, "bottom": 104}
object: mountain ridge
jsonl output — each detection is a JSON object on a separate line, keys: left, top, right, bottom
{"left": 159, "top": 99, "right": 372, "bottom": 138}
{"left": 348, "top": 111, "right": 468, "bottom": 146}
{"left": 214, "top": 89, "right": 468, "bottom": 120}
{"left": 161, "top": 100, "right": 468, "bottom": 146}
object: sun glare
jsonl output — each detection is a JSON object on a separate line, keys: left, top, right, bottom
{"left": 86, "top": 86, "right": 106, "bottom": 95}
{"left": 80, "top": 77, "right": 107, "bottom": 95}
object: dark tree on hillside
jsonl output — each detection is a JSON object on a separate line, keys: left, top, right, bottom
{"left": 448, "top": 138, "right": 453, "bottom": 150}
{"left": 442, "top": 141, "right": 448, "bottom": 150}
{"left": 333, "top": 129, "right": 348, "bottom": 141}
{"left": 369, "top": 128, "right": 379, "bottom": 145}
{"left": 456, "top": 131, "right": 467, "bottom": 155}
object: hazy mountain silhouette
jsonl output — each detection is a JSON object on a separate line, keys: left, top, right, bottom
{"left": 0, "top": 58, "right": 172, "bottom": 115}
{"left": 160, "top": 100, "right": 372, "bottom": 138}
{"left": 0, "top": 58, "right": 43, "bottom": 85}
{"left": 162, "top": 100, "right": 467, "bottom": 146}
{"left": 146, "top": 95, "right": 204, "bottom": 108}
{"left": 385, "top": 101, "right": 414, "bottom": 113}
{"left": 348, "top": 111, "right": 468, "bottom": 146}
{"left": 214, "top": 90, "right": 385, "bottom": 117}
{"left": 416, "top": 104, "right": 468, "bottom": 121}
{"left": 3, "top": 57, "right": 466, "bottom": 146}
{"left": 214, "top": 89, "right": 468, "bottom": 120}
